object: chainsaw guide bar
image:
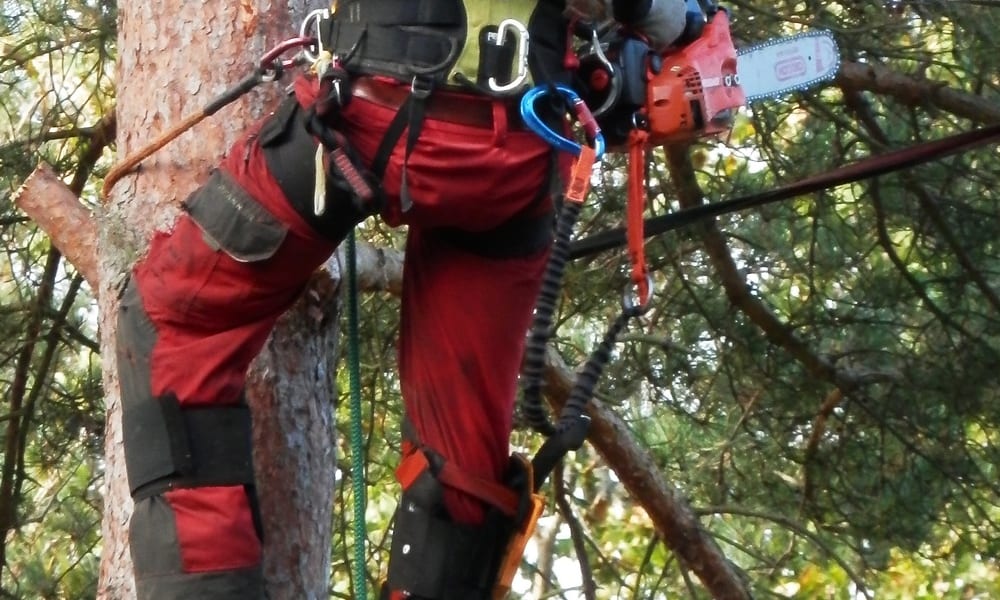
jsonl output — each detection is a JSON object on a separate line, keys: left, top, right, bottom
{"left": 736, "top": 30, "right": 841, "bottom": 103}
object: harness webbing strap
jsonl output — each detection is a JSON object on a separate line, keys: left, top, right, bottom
{"left": 369, "top": 79, "right": 433, "bottom": 212}
{"left": 396, "top": 447, "right": 520, "bottom": 518}
{"left": 353, "top": 0, "right": 461, "bottom": 24}
{"left": 325, "top": 0, "right": 464, "bottom": 80}
{"left": 437, "top": 209, "right": 554, "bottom": 259}
{"left": 627, "top": 128, "right": 651, "bottom": 306}
{"left": 259, "top": 96, "right": 375, "bottom": 240}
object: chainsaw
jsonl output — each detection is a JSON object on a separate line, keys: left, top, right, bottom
{"left": 574, "top": 4, "right": 841, "bottom": 147}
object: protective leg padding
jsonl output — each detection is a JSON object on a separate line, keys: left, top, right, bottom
{"left": 386, "top": 454, "right": 543, "bottom": 600}
{"left": 117, "top": 278, "right": 257, "bottom": 500}
{"left": 118, "top": 278, "right": 264, "bottom": 596}
{"left": 388, "top": 476, "right": 514, "bottom": 600}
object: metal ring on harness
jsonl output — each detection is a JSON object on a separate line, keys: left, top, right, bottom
{"left": 622, "top": 273, "right": 654, "bottom": 316}
{"left": 259, "top": 36, "right": 316, "bottom": 81}
{"left": 587, "top": 29, "right": 623, "bottom": 118}
{"left": 520, "top": 84, "right": 607, "bottom": 158}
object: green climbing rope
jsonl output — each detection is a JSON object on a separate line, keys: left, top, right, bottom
{"left": 345, "top": 230, "right": 368, "bottom": 600}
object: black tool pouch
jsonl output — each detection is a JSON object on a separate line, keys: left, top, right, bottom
{"left": 387, "top": 469, "right": 516, "bottom": 600}
{"left": 385, "top": 452, "right": 543, "bottom": 600}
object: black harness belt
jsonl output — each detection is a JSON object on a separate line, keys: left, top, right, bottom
{"left": 322, "top": 0, "right": 466, "bottom": 81}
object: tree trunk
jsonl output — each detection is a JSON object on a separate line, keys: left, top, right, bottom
{"left": 98, "top": 2, "right": 335, "bottom": 598}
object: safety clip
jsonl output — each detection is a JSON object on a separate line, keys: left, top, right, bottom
{"left": 299, "top": 8, "right": 331, "bottom": 65}
{"left": 622, "top": 274, "right": 654, "bottom": 316}
{"left": 488, "top": 19, "right": 530, "bottom": 94}
{"left": 520, "top": 84, "right": 606, "bottom": 158}
{"left": 258, "top": 36, "right": 316, "bottom": 81}
{"left": 586, "top": 29, "right": 622, "bottom": 117}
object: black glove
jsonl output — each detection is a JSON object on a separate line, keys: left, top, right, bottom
{"left": 611, "top": 0, "right": 690, "bottom": 50}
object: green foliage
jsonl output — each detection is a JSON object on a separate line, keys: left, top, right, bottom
{"left": 1, "top": 0, "right": 113, "bottom": 597}
{"left": 517, "top": 1, "right": 1000, "bottom": 597}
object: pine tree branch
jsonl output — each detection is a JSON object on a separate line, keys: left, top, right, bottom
{"left": 840, "top": 87, "right": 1000, "bottom": 315}
{"left": 837, "top": 60, "right": 1000, "bottom": 125}
{"left": 13, "top": 111, "right": 115, "bottom": 292}
{"left": 542, "top": 348, "right": 755, "bottom": 600}
{"left": 662, "top": 144, "right": 857, "bottom": 389}
{"left": 13, "top": 164, "right": 100, "bottom": 290}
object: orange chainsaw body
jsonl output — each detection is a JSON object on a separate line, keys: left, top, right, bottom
{"left": 645, "top": 9, "right": 745, "bottom": 144}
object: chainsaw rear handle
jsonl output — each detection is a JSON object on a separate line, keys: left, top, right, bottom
{"left": 520, "top": 84, "right": 606, "bottom": 158}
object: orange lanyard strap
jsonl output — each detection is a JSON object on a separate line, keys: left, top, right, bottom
{"left": 627, "top": 128, "right": 651, "bottom": 308}
{"left": 567, "top": 144, "right": 597, "bottom": 204}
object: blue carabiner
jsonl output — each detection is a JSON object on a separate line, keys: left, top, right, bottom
{"left": 520, "top": 84, "right": 606, "bottom": 159}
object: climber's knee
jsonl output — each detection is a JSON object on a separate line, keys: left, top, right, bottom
{"left": 116, "top": 278, "right": 258, "bottom": 502}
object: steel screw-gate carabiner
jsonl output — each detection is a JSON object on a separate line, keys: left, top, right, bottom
{"left": 622, "top": 273, "right": 654, "bottom": 316}
{"left": 520, "top": 84, "right": 606, "bottom": 158}
{"left": 488, "top": 19, "right": 531, "bottom": 94}
{"left": 299, "top": 8, "right": 330, "bottom": 65}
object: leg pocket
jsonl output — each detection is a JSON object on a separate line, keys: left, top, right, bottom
{"left": 137, "top": 171, "right": 301, "bottom": 327}
{"left": 183, "top": 170, "right": 287, "bottom": 263}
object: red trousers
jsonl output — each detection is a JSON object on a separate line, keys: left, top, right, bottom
{"left": 117, "top": 76, "right": 564, "bottom": 597}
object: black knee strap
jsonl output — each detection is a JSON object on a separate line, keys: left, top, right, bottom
{"left": 127, "top": 398, "right": 256, "bottom": 502}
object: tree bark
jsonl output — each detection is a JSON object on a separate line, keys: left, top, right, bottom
{"left": 97, "top": 2, "right": 332, "bottom": 598}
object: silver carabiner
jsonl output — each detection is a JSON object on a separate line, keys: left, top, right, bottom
{"left": 488, "top": 19, "right": 530, "bottom": 94}
{"left": 299, "top": 8, "right": 330, "bottom": 65}
{"left": 588, "top": 29, "right": 622, "bottom": 117}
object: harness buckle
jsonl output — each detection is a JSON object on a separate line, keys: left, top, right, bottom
{"left": 488, "top": 19, "right": 530, "bottom": 95}
{"left": 410, "top": 75, "right": 433, "bottom": 100}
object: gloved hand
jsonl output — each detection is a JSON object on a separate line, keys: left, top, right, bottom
{"left": 611, "top": 0, "right": 692, "bottom": 50}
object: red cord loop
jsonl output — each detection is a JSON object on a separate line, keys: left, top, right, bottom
{"left": 626, "top": 128, "right": 651, "bottom": 308}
